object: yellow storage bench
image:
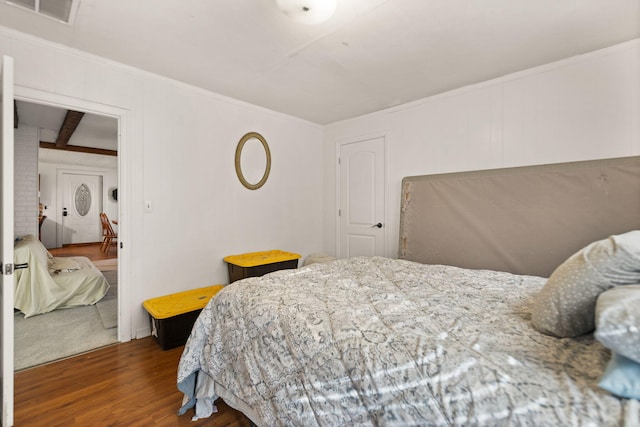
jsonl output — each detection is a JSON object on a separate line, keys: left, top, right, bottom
{"left": 224, "top": 250, "right": 301, "bottom": 283}
{"left": 143, "top": 285, "right": 224, "bottom": 350}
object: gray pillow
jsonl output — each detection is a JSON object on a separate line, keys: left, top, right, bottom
{"left": 595, "top": 285, "right": 640, "bottom": 364}
{"left": 531, "top": 230, "right": 640, "bottom": 337}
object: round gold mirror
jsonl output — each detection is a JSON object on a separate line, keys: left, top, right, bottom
{"left": 235, "top": 132, "right": 271, "bottom": 190}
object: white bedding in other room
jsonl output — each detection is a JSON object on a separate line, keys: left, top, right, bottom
{"left": 14, "top": 236, "right": 109, "bottom": 318}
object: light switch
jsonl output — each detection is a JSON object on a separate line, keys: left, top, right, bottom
{"left": 144, "top": 200, "right": 153, "bottom": 212}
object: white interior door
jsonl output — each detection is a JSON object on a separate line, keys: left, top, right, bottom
{"left": 60, "top": 173, "right": 102, "bottom": 245}
{"left": 0, "top": 55, "right": 15, "bottom": 427}
{"left": 339, "top": 137, "right": 385, "bottom": 258}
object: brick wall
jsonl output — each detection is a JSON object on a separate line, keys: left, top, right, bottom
{"left": 15, "top": 126, "right": 39, "bottom": 238}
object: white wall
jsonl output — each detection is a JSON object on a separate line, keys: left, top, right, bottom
{"left": 14, "top": 125, "right": 38, "bottom": 238}
{"left": 324, "top": 39, "right": 640, "bottom": 259}
{"left": 0, "top": 26, "right": 324, "bottom": 339}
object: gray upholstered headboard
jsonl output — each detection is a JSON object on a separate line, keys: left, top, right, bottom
{"left": 399, "top": 156, "right": 640, "bottom": 277}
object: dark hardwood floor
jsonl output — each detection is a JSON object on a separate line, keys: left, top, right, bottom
{"left": 15, "top": 337, "right": 253, "bottom": 426}
{"left": 20, "top": 243, "right": 251, "bottom": 425}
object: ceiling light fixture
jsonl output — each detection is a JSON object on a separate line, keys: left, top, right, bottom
{"left": 275, "top": 0, "right": 337, "bottom": 25}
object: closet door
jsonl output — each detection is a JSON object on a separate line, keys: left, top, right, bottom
{"left": 338, "top": 136, "right": 386, "bottom": 258}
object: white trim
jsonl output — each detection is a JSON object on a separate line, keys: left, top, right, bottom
{"left": 14, "top": 86, "right": 133, "bottom": 343}
{"left": 136, "top": 326, "right": 151, "bottom": 339}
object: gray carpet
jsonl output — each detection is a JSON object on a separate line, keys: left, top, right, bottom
{"left": 14, "top": 269, "right": 118, "bottom": 371}
{"left": 96, "top": 298, "right": 117, "bottom": 329}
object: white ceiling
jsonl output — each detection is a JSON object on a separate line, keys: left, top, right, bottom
{"left": 1, "top": 0, "right": 639, "bottom": 125}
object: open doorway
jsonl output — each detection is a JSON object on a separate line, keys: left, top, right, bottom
{"left": 13, "top": 100, "right": 119, "bottom": 370}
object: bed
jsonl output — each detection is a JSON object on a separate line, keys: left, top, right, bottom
{"left": 14, "top": 234, "right": 110, "bottom": 318}
{"left": 177, "top": 156, "right": 640, "bottom": 426}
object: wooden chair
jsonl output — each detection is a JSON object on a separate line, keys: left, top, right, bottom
{"left": 100, "top": 212, "right": 118, "bottom": 253}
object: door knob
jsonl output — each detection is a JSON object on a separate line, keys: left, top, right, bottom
{"left": 372, "top": 222, "right": 383, "bottom": 228}
{"left": 62, "top": 207, "right": 68, "bottom": 217}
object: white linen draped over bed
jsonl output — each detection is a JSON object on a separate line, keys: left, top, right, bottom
{"left": 178, "top": 257, "right": 636, "bottom": 426}
{"left": 14, "top": 235, "right": 109, "bottom": 317}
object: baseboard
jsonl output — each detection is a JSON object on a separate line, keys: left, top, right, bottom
{"left": 136, "top": 326, "right": 151, "bottom": 339}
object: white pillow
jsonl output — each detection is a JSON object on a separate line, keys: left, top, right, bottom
{"left": 595, "top": 285, "right": 640, "bottom": 363}
{"left": 531, "top": 230, "right": 640, "bottom": 337}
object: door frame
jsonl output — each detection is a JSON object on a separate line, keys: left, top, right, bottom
{"left": 335, "top": 132, "right": 387, "bottom": 258}
{"left": 14, "top": 86, "right": 133, "bottom": 343}
{"left": 56, "top": 169, "right": 107, "bottom": 247}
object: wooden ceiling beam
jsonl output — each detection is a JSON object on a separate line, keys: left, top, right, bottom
{"left": 40, "top": 141, "right": 117, "bottom": 157}
{"left": 55, "top": 110, "right": 85, "bottom": 147}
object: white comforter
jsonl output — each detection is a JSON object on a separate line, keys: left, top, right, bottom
{"left": 178, "top": 257, "right": 636, "bottom": 426}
